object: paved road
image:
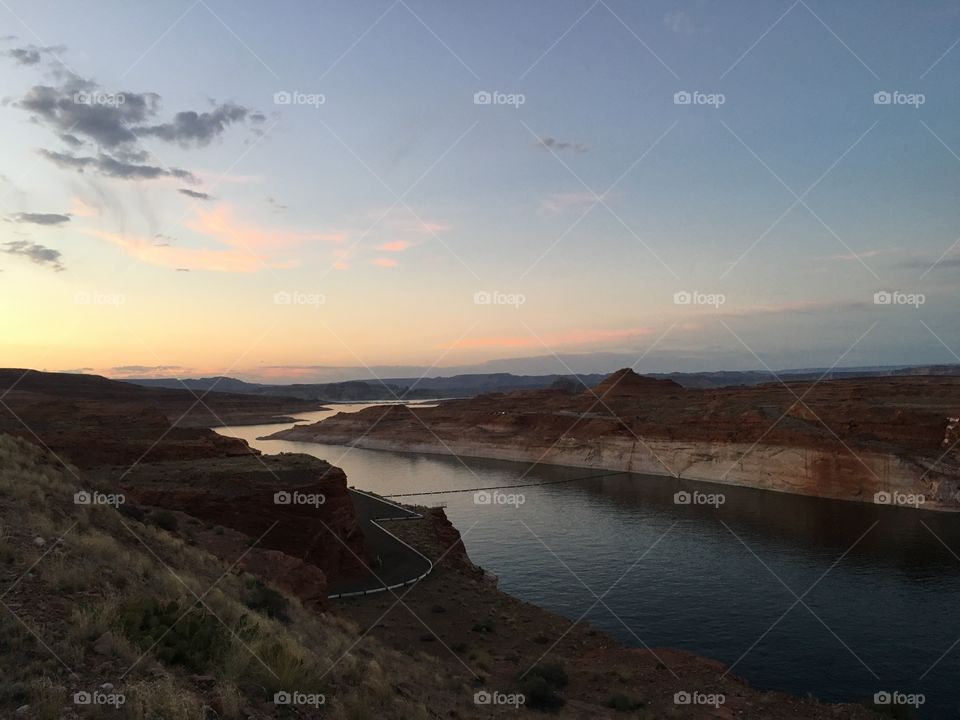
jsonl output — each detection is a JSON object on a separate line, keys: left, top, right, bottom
{"left": 327, "top": 489, "right": 433, "bottom": 598}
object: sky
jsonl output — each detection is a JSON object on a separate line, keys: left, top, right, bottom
{"left": 1, "top": 0, "right": 959, "bottom": 383}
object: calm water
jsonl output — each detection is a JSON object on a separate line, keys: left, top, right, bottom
{"left": 219, "top": 406, "right": 960, "bottom": 718}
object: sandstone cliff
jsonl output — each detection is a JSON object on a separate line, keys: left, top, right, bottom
{"left": 268, "top": 370, "right": 960, "bottom": 510}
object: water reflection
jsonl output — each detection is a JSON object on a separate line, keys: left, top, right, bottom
{"left": 218, "top": 409, "right": 960, "bottom": 718}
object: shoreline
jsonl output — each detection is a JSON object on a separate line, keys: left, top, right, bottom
{"left": 264, "top": 428, "right": 960, "bottom": 512}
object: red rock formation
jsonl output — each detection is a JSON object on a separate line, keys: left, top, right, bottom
{"left": 113, "top": 454, "right": 368, "bottom": 582}
{"left": 0, "top": 371, "right": 369, "bottom": 586}
{"left": 427, "top": 508, "right": 472, "bottom": 569}
{"left": 239, "top": 549, "right": 329, "bottom": 610}
{"left": 590, "top": 368, "right": 681, "bottom": 397}
{"left": 270, "top": 371, "right": 960, "bottom": 509}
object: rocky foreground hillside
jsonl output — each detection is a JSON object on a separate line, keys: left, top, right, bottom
{"left": 269, "top": 369, "right": 960, "bottom": 510}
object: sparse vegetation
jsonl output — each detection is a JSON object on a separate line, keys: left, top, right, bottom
{"left": 606, "top": 691, "right": 645, "bottom": 711}
{"left": 517, "top": 660, "right": 568, "bottom": 711}
{"left": 0, "top": 434, "right": 480, "bottom": 719}
{"left": 242, "top": 578, "right": 291, "bottom": 623}
{"left": 151, "top": 509, "right": 179, "bottom": 532}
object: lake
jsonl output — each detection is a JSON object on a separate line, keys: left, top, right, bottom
{"left": 218, "top": 405, "right": 960, "bottom": 718}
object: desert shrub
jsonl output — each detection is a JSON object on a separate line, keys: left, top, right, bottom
{"left": 242, "top": 579, "right": 290, "bottom": 623}
{"left": 471, "top": 619, "right": 494, "bottom": 634}
{"left": 151, "top": 510, "right": 179, "bottom": 532}
{"left": 118, "top": 503, "right": 147, "bottom": 522}
{"left": 124, "top": 677, "right": 205, "bottom": 720}
{"left": 524, "top": 660, "right": 568, "bottom": 689}
{"left": 118, "top": 598, "right": 249, "bottom": 672}
{"left": 27, "top": 677, "right": 66, "bottom": 720}
{"left": 518, "top": 675, "right": 565, "bottom": 711}
{"left": 606, "top": 692, "right": 644, "bottom": 711}
{"left": 517, "top": 660, "right": 568, "bottom": 711}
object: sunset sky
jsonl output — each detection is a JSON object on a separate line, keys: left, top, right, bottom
{"left": 1, "top": 1, "right": 959, "bottom": 383}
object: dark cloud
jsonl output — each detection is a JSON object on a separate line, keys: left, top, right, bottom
{"left": 9, "top": 212, "right": 70, "bottom": 226}
{"left": 537, "top": 136, "right": 589, "bottom": 153}
{"left": 2, "top": 240, "right": 64, "bottom": 271}
{"left": 10, "top": 47, "right": 40, "bottom": 65}
{"left": 135, "top": 102, "right": 249, "bottom": 147}
{"left": 178, "top": 188, "right": 212, "bottom": 201}
{"left": 13, "top": 65, "right": 257, "bottom": 183}
{"left": 18, "top": 79, "right": 158, "bottom": 147}
{"left": 7, "top": 44, "right": 64, "bottom": 66}
{"left": 38, "top": 148, "right": 198, "bottom": 183}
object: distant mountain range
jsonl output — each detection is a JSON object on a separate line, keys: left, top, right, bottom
{"left": 124, "top": 363, "right": 960, "bottom": 401}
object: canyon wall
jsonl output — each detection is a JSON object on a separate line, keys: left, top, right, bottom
{"left": 277, "top": 429, "right": 960, "bottom": 511}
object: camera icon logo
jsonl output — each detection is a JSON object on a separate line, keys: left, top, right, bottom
{"left": 74, "top": 490, "right": 92, "bottom": 505}
{"left": 873, "top": 491, "right": 892, "bottom": 505}
{"left": 473, "top": 490, "right": 492, "bottom": 505}
{"left": 273, "top": 291, "right": 292, "bottom": 305}
{"left": 674, "top": 691, "right": 692, "bottom": 705}
{"left": 473, "top": 90, "right": 492, "bottom": 105}
{"left": 274, "top": 491, "right": 292, "bottom": 505}
{"left": 673, "top": 491, "right": 691, "bottom": 505}
{"left": 873, "top": 691, "right": 891, "bottom": 705}
{"left": 73, "top": 691, "right": 92, "bottom": 705}
{"left": 674, "top": 91, "right": 692, "bottom": 105}
{"left": 873, "top": 91, "right": 892, "bottom": 105}
{"left": 873, "top": 291, "right": 892, "bottom": 305}
{"left": 473, "top": 290, "right": 492, "bottom": 305}
{"left": 474, "top": 690, "right": 492, "bottom": 704}
{"left": 274, "top": 91, "right": 292, "bottom": 105}
{"left": 673, "top": 290, "right": 692, "bottom": 305}
{"left": 274, "top": 691, "right": 292, "bottom": 705}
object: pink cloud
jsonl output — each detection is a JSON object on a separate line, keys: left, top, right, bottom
{"left": 371, "top": 257, "right": 398, "bottom": 267}
{"left": 187, "top": 204, "right": 347, "bottom": 252}
{"left": 70, "top": 197, "right": 98, "bottom": 218}
{"left": 377, "top": 240, "right": 414, "bottom": 252}
{"left": 540, "top": 192, "right": 601, "bottom": 214}
{"left": 84, "top": 228, "right": 270, "bottom": 273}
{"left": 83, "top": 203, "right": 348, "bottom": 272}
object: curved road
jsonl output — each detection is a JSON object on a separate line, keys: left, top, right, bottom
{"left": 327, "top": 489, "right": 434, "bottom": 598}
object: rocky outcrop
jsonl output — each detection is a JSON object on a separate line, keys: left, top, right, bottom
{"left": 108, "top": 454, "right": 368, "bottom": 582}
{"left": 0, "top": 370, "right": 370, "bottom": 586}
{"left": 238, "top": 549, "right": 329, "bottom": 609}
{"left": 269, "top": 369, "right": 960, "bottom": 510}
{"left": 426, "top": 508, "right": 473, "bottom": 569}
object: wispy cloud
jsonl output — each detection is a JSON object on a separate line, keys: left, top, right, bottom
{"left": 376, "top": 240, "right": 414, "bottom": 252}
{"left": 6, "top": 43, "right": 64, "bottom": 65}
{"left": 719, "top": 299, "right": 871, "bottom": 318}
{"left": 84, "top": 203, "right": 347, "bottom": 272}
{"left": 70, "top": 197, "right": 98, "bottom": 217}
{"left": 8, "top": 212, "right": 70, "bottom": 226}
{"left": 540, "top": 192, "right": 600, "bottom": 214}
{"left": 178, "top": 188, "right": 213, "bottom": 201}
{"left": 2, "top": 240, "right": 64, "bottom": 271}
{"left": 371, "top": 257, "right": 398, "bottom": 267}
{"left": 537, "top": 136, "right": 589, "bottom": 153}
{"left": 820, "top": 248, "right": 900, "bottom": 262}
